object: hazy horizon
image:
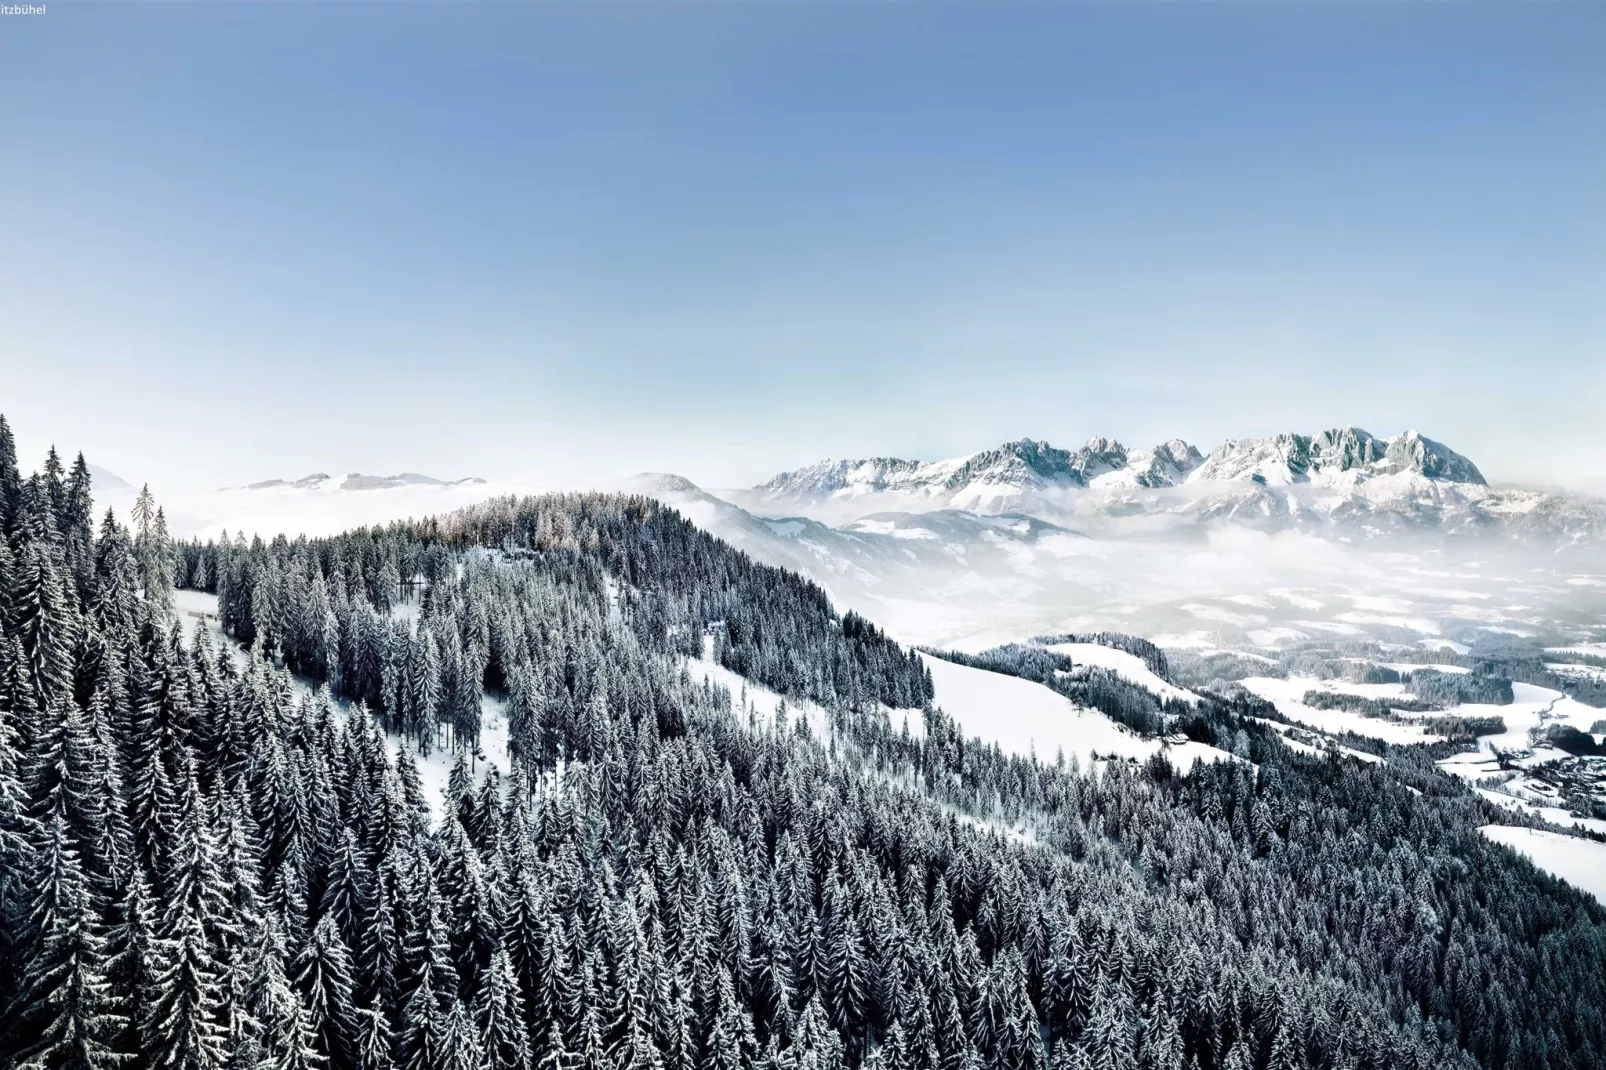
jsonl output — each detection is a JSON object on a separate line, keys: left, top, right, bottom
{"left": 6, "top": 416, "right": 1605, "bottom": 503}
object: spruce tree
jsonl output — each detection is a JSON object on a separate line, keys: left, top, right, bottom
{"left": 293, "top": 916, "right": 358, "bottom": 1070}
{"left": 0, "top": 414, "right": 22, "bottom": 536}
{"left": 145, "top": 768, "right": 229, "bottom": 1070}
{"left": 9, "top": 487, "right": 79, "bottom": 711}
{"left": 12, "top": 813, "right": 124, "bottom": 1070}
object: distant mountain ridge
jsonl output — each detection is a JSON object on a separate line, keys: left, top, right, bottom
{"left": 755, "top": 427, "right": 1482, "bottom": 503}
{"left": 752, "top": 436, "right": 1208, "bottom": 515}
{"left": 232, "top": 472, "right": 487, "bottom": 492}
{"left": 86, "top": 463, "right": 134, "bottom": 494}
{"left": 731, "top": 427, "right": 1602, "bottom": 543}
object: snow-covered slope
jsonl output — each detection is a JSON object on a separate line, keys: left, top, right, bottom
{"left": 176, "top": 588, "right": 509, "bottom": 822}
{"left": 1480, "top": 826, "right": 1606, "bottom": 904}
{"left": 1043, "top": 641, "right": 1199, "bottom": 705}
{"left": 920, "top": 653, "right": 1237, "bottom": 773}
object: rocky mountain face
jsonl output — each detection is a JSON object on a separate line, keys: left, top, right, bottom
{"left": 1188, "top": 429, "right": 1485, "bottom": 486}
{"left": 751, "top": 436, "right": 1208, "bottom": 515}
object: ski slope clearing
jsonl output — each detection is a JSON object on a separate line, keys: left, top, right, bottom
{"left": 682, "top": 652, "right": 925, "bottom": 743}
{"left": 919, "top": 653, "right": 1236, "bottom": 773}
{"left": 1480, "top": 826, "right": 1606, "bottom": 905}
{"left": 1043, "top": 641, "right": 1199, "bottom": 704}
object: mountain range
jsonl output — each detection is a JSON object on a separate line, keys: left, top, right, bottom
{"left": 723, "top": 427, "right": 1602, "bottom": 543}
{"left": 610, "top": 427, "right": 1606, "bottom": 649}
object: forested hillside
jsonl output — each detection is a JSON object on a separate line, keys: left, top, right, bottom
{"left": 1, "top": 415, "right": 1605, "bottom": 1070}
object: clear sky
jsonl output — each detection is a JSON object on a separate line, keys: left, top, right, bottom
{"left": 2, "top": 4, "right": 1602, "bottom": 493}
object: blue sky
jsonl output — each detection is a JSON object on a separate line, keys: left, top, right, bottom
{"left": 2, "top": 4, "right": 1602, "bottom": 492}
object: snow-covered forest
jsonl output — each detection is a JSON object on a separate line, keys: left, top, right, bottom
{"left": 1, "top": 413, "right": 1605, "bottom": 1070}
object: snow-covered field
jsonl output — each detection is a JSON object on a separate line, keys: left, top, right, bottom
{"left": 1238, "top": 677, "right": 1443, "bottom": 745}
{"left": 919, "top": 653, "right": 1237, "bottom": 773}
{"left": 1549, "top": 644, "right": 1606, "bottom": 659}
{"left": 1480, "top": 826, "right": 1606, "bottom": 904}
{"left": 1240, "top": 673, "right": 1605, "bottom": 759}
{"left": 1474, "top": 788, "right": 1606, "bottom": 837}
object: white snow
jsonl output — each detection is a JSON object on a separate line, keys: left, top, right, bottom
{"left": 1179, "top": 603, "right": 1268, "bottom": 626}
{"left": 1292, "top": 620, "right": 1367, "bottom": 636}
{"left": 1420, "top": 638, "right": 1471, "bottom": 655}
{"left": 1382, "top": 662, "right": 1469, "bottom": 675}
{"left": 1151, "top": 632, "right": 1220, "bottom": 650}
{"left": 1334, "top": 611, "right": 1441, "bottom": 635}
{"left": 1267, "top": 587, "right": 1325, "bottom": 610}
{"left": 1480, "top": 826, "right": 1606, "bottom": 904}
{"left": 1465, "top": 683, "right": 1599, "bottom": 756}
{"left": 848, "top": 519, "right": 938, "bottom": 540}
{"left": 1351, "top": 596, "right": 1416, "bottom": 614}
{"left": 920, "top": 653, "right": 1236, "bottom": 773}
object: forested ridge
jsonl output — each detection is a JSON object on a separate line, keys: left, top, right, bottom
{"left": 1, "top": 414, "right": 1604, "bottom": 1070}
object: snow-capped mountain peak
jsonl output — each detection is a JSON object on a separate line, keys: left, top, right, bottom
{"left": 746, "top": 435, "right": 1204, "bottom": 516}
{"left": 1086, "top": 438, "right": 1205, "bottom": 489}
{"left": 752, "top": 454, "right": 968, "bottom": 503}
{"left": 1186, "top": 427, "right": 1485, "bottom": 487}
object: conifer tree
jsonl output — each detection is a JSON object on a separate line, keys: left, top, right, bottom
{"left": 476, "top": 947, "right": 530, "bottom": 1070}
{"left": 145, "top": 768, "right": 229, "bottom": 1070}
{"left": 353, "top": 1006, "right": 393, "bottom": 1070}
{"left": 0, "top": 414, "right": 22, "bottom": 536}
{"left": 11, "top": 813, "right": 124, "bottom": 1070}
{"left": 10, "top": 488, "right": 79, "bottom": 710}
{"left": 294, "top": 916, "right": 359, "bottom": 1070}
